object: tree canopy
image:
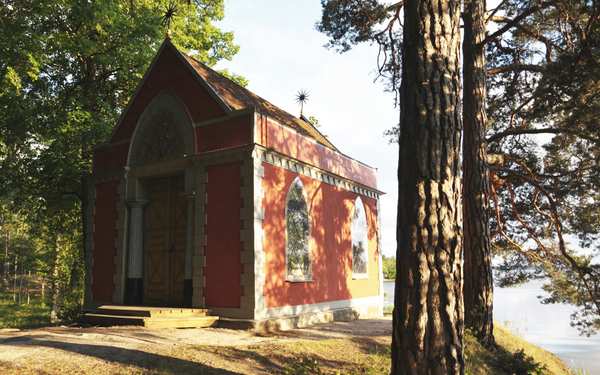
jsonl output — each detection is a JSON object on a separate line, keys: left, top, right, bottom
{"left": 0, "top": 0, "right": 241, "bottom": 319}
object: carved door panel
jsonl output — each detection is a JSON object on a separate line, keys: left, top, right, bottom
{"left": 144, "top": 178, "right": 170, "bottom": 305}
{"left": 143, "top": 175, "right": 186, "bottom": 306}
{"left": 167, "top": 176, "right": 186, "bottom": 306}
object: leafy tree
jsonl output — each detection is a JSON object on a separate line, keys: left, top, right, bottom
{"left": 382, "top": 255, "right": 396, "bottom": 280}
{"left": 485, "top": 0, "right": 600, "bottom": 335}
{"left": 0, "top": 0, "right": 240, "bottom": 319}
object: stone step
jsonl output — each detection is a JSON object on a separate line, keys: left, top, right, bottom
{"left": 87, "top": 305, "right": 210, "bottom": 318}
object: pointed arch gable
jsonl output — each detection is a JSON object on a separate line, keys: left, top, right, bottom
{"left": 285, "top": 176, "right": 312, "bottom": 281}
{"left": 127, "top": 92, "right": 195, "bottom": 167}
{"left": 110, "top": 40, "right": 228, "bottom": 143}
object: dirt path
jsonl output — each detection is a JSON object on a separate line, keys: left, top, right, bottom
{"left": 0, "top": 318, "right": 392, "bottom": 374}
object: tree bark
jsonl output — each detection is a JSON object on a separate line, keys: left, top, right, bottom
{"left": 392, "top": 0, "right": 464, "bottom": 373}
{"left": 13, "top": 253, "right": 18, "bottom": 303}
{"left": 3, "top": 230, "right": 9, "bottom": 285}
{"left": 462, "top": 0, "right": 495, "bottom": 347}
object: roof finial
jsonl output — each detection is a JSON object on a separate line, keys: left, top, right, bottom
{"left": 161, "top": 2, "right": 178, "bottom": 37}
{"left": 295, "top": 90, "right": 309, "bottom": 117}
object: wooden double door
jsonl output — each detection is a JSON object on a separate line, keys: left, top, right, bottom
{"left": 143, "top": 175, "right": 187, "bottom": 306}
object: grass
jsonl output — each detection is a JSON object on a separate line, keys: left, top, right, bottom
{"left": 194, "top": 324, "right": 571, "bottom": 375}
{"left": 196, "top": 337, "right": 391, "bottom": 375}
{"left": 0, "top": 320, "right": 573, "bottom": 374}
{"left": 464, "top": 324, "right": 571, "bottom": 375}
{"left": 0, "top": 291, "right": 51, "bottom": 329}
{"left": 267, "top": 325, "right": 572, "bottom": 375}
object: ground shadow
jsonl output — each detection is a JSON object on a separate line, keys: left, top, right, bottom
{"left": 198, "top": 345, "right": 363, "bottom": 375}
{"left": 2, "top": 336, "right": 241, "bottom": 374}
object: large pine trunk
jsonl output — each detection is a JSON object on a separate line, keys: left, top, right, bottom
{"left": 462, "top": 0, "right": 495, "bottom": 347}
{"left": 392, "top": 0, "right": 464, "bottom": 373}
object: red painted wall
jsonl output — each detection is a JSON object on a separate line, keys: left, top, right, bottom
{"left": 92, "top": 180, "right": 120, "bottom": 303}
{"left": 262, "top": 163, "right": 380, "bottom": 308}
{"left": 255, "top": 115, "right": 378, "bottom": 189}
{"left": 92, "top": 142, "right": 130, "bottom": 174}
{"left": 204, "top": 163, "right": 243, "bottom": 308}
{"left": 196, "top": 113, "right": 253, "bottom": 153}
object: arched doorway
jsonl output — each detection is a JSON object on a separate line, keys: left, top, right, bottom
{"left": 124, "top": 92, "right": 196, "bottom": 307}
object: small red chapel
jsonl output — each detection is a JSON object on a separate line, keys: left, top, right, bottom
{"left": 89, "top": 38, "right": 384, "bottom": 328}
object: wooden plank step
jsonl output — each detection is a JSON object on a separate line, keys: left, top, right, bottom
{"left": 82, "top": 313, "right": 146, "bottom": 326}
{"left": 87, "top": 305, "right": 209, "bottom": 318}
{"left": 143, "top": 316, "right": 219, "bottom": 329}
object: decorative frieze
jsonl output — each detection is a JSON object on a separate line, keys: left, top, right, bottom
{"left": 256, "top": 146, "right": 381, "bottom": 199}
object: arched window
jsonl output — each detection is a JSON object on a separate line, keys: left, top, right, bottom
{"left": 286, "top": 177, "right": 311, "bottom": 281}
{"left": 128, "top": 92, "right": 194, "bottom": 167}
{"left": 352, "top": 197, "right": 368, "bottom": 276}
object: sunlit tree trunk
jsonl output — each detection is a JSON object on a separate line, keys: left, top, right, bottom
{"left": 392, "top": 0, "right": 464, "bottom": 373}
{"left": 3, "top": 230, "right": 9, "bottom": 285}
{"left": 462, "top": 0, "right": 495, "bottom": 347}
{"left": 50, "top": 236, "right": 61, "bottom": 323}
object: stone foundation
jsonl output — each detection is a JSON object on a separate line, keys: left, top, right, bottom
{"left": 217, "top": 304, "right": 382, "bottom": 332}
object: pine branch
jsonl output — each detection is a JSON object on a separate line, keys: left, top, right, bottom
{"left": 481, "top": 1, "right": 554, "bottom": 46}
{"left": 487, "top": 63, "right": 545, "bottom": 75}
{"left": 487, "top": 127, "right": 600, "bottom": 144}
{"left": 489, "top": 15, "right": 563, "bottom": 61}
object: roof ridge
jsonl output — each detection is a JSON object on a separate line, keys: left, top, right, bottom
{"left": 179, "top": 49, "right": 338, "bottom": 151}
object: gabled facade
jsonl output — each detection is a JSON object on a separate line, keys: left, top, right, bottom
{"left": 89, "top": 38, "right": 384, "bottom": 328}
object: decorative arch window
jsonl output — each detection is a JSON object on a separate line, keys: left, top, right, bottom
{"left": 128, "top": 92, "right": 194, "bottom": 167}
{"left": 352, "top": 197, "right": 368, "bottom": 277}
{"left": 286, "top": 177, "right": 311, "bottom": 281}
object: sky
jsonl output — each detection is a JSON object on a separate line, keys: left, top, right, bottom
{"left": 215, "top": 0, "right": 400, "bottom": 257}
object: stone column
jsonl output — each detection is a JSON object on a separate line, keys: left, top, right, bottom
{"left": 184, "top": 192, "right": 195, "bottom": 307}
{"left": 124, "top": 200, "right": 147, "bottom": 305}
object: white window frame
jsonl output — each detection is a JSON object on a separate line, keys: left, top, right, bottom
{"left": 351, "top": 196, "right": 369, "bottom": 279}
{"left": 285, "top": 176, "right": 312, "bottom": 282}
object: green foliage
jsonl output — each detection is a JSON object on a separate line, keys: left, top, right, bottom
{"left": 382, "top": 255, "right": 396, "bottom": 280}
{"left": 495, "top": 349, "right": 546, "bottom": 375}
{"left": 0, "top": 0, "right": 240, "bottom": 322}
{"left": 318, "top": 1, "right": 402, "bottom": 94}
{"left": 464, "top": 325, "right": 569, "bottom": 375}
{"left": 307, "top": 116, "right": 320, "bottom": 128}
{"left": 0, "top": 292, "right": 51, "bottom": 329}
{"left": 486, "top": 0, "right": 600, "bottom": 335}
{"left": 317, "top": 0, "right": 388, "bottom": 53}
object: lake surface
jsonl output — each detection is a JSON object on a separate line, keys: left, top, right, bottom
{"left": 383, "top": 281, "right": 600, "bottom": 374}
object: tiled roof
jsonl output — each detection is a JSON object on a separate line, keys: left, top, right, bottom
{"left": 180, "top": 53, "right": 337, "bottom": 151}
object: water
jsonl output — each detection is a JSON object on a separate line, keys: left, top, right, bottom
{"left": 383, "top": 281, "right": 600, "bottom": 374}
